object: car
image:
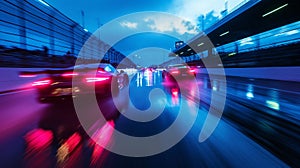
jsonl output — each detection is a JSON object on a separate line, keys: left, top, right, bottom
{"left": 162, "top": 64, "right": 196, "bottom": 81}
{"left": 20, "top": 63, "right": 125, "bottom": 103}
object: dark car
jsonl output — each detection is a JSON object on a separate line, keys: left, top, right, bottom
{"left": 21, "top": 63, "right": 123, "bottom": 103}
{"left": 162, "top": 64, "right": 196, "bottom": 81}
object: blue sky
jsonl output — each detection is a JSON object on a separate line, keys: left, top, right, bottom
{"left": 45, "top": 0, "right": 244, "bottom": 66}
{"left": 46, "top": 0, "right": 173, "bottom": 32}
{"left": 46, "top": 0, "right": 244, "bottom": 32}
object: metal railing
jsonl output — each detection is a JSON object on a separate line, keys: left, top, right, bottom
{"left": 0, "top": 0, "right": 135, "bottom": 68}
{"left": 0, "top": 0, "right": 93, "bottom": 56}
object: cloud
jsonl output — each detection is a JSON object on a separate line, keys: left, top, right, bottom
{"left": 120, "top": 21, "right": 138, "bottom": 29}
{"left": 144, "top": 15, "right": 198, "bottom": 35}
{"left": 168, "top": 0, "right": 244, "bottom": 25}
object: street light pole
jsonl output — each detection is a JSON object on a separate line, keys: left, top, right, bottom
{"left": 81, "top": 10, "right": 85, "bottom": 28}
{"left": 97, "top": 18, "right": 103, "bottom": 39}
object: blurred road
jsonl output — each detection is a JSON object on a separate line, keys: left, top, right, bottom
{"left": 1, "top": 70, "right": 299, "bottom": 167}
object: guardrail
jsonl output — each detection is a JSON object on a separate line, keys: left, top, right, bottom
{"left": 0, "top": 0, "right": 91, "bottom": 56}
{"left": 0, "top": 0, "right": 135, "bottom": 67}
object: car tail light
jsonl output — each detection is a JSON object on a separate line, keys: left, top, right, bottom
{"left": 97, "top": 68, "right": 106, "bottom": 73}
{"left": 171, "top": 70, "right": 179, "bottom": 74}
{"left": 189, "top": 69, "right": 196, "bottom": 73}
{"left": 19, "top": 71, "right": 40, "bottom": 77}
{"left": 61, "top": 72, "right": 78, "bottom": 77}
{"left": 19, "top": 74, "right": 37, "bottom": 78}
{"left": 171, "top": 88, "right": 179, "bottom": 96}
{"left": 85, "top": 77, "right": 110, "bottom": 83}
{"left": 32, "top": 79, "right": 52, "bottom": 86}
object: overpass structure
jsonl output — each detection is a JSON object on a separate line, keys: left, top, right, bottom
{"left": 170, "top": 0, "right": 300, "bottom": 67}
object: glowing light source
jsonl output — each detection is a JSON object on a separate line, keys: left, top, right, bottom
{"left": 228, "top": 52, "right": 236, "bottom": 56}
{"left": 32, "top": 79, "right": 51, "bottom": 86}
{"left": 86, "top": 77, "right": 109, "bottom": 83}
{"left": 57, "top": 132, "right": 81, "bottom": 164}
{"left": 240, "top": 37, "right": 254, "bottom": 46}
{"left": 62, "top": 72, "right": 78, "bottom": 77}
{"left": 220, "top": 31, "right": 229, "bottom": 37}
{"left": 104, "top": 66, "right": 112, "bottom": 72}
{"left": 24, "top": 129, "right": 53, "bottom": 149}
{"left": 262, "top": 4, "right": 288, "bottom": 17}
{"left": 97, "top": 69, "right": 106, "bottom": 73}
{"left": 197, "top": 43, "right": 204, "bottom": 46}
{"left": 246, "top": 92, "right": 254, "bottom": 99}
{"left": 171, "top": 88, "right": 179, "bottom": 96}
{"left": 171, "top": 70, "right": 179, "bottom": 74}
{"left": 38, "top": 0, "right": 50, "bottom": 7}
{"left": 286, "top": 29, "right": 299, "bottom": 35}
{"left": 189, "top": 69, "right": 196, "bottom": 73}
{"left": 19, "top": 74, "right": 37, "bottom": 78}
{"left": 84, "top": 28, "right": 89, "bottom": 32}
{"left": 90, "top": 121, "right": 115, "bottom": 165}
{"left": 266, "top": 100, "right": 280, "bottom": 110}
